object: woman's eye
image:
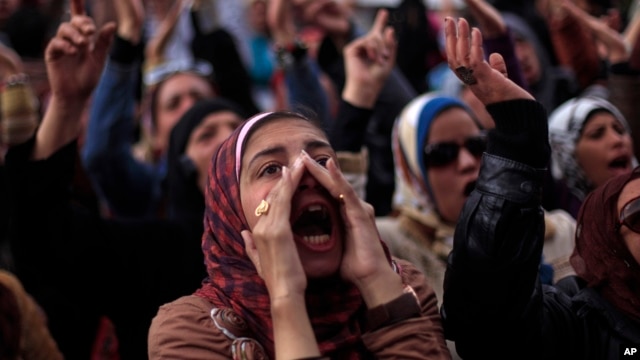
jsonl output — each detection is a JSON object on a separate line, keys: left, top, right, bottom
{"left": 613, "top": 124, "right": 626, "bottom": 135}
{"left": 260, "top": 163, "right": 282, "bottom": 177}
{"left": 316, "top": 157, "right": 329, "bottom": 167}
{"left": 587, "top": 128, "right": 605, "bottom": 140}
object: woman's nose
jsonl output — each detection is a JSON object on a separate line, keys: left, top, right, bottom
{"left": 458, "top": 146, "right": 480, "bottom": 170}
{"left": 297, "top": 168, "right": 320, "bottom": 190}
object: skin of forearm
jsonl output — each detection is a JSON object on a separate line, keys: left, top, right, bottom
{"left": 342, "top": 80, "right": 378, "bottom": 109}
{"left": 32, "top": 96, "right": 86, "bottom": 160}
{"left": 271, "top": 295, "right": 321, "bottom": 359}
{"left": 355, "top": 267, "right": 405, "bottom": 308}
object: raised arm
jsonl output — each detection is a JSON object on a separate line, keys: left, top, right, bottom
{"left": 441, "top": 17, "right": 552, "bottom": 359}
{"left": 330, "top": 8, "right": 395, "bottom": 150}
{"left": 267, "top": 0, "right": 330, "bottom": 127}
{"left": 35, "top": 0, "right": 115, "bottom": 160}
{"left": 560, "top": 0, "right": 628, "bottom": 65}
{"left": 80, "top": 0, "right": 155, "bottom": 219}
{"left": 540, "top": 0, "right": 602, "bottom": 90}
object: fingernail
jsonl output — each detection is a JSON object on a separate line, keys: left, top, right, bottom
{"left": 301, "top": 149, "right": 309, "bottom": 157}
{"left": 282, "top": 165, "right": 289, "bottom": 177}
{"left": 293, "top": 155, "right": 303, "bottom": 168}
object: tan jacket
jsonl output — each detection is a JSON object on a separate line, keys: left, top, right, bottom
{"left": 0, "top": 270, "right": 62, "bottom": 360}
{"left": 377, "top": 207, "right": 577, "bottom": 302}
{"left": 148, "top": 259, "right": 452, "bottom": 359}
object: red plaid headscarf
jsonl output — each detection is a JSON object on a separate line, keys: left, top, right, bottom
{"left": 571, "top": 167, "right": 640, "bottom": 321}
{"left": 195, "top": 112, "right": 374, "bottom": 358}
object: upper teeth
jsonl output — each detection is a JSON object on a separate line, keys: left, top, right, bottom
{"left": 304, "top": 205, "right": 327, "bottom": 219}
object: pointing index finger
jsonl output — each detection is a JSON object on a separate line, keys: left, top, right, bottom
{"left": 370, "top": 8, "right": 389, "bottom": 35}
{"left": 71, "top": 0, "right": 86, "bottom": 17}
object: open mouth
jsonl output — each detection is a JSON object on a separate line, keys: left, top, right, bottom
{"left": 609, "top": 155, "right": 630, "bottom": 170}
{"left": 463, "top": 180, "right": 477, "bottom": 197}
{"left": 292, "top": 204, "right": 334, "bottom": 248}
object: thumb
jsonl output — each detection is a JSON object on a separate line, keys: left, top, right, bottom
{"left": 241, "top": 230, "right": 262, "bottom": 277}
{"left": 489, "top": 52, "right": 508, "bottom": 78}
{"left": 93, "top": 22, "right": 117, "bottom": 64}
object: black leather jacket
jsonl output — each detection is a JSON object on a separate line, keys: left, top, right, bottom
{"left": 441, "top": 101, "right": 640, "bottom": 359}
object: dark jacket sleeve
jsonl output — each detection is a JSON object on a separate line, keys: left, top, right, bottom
{"left": 441, "top": 99, "right": 550, "bottom": 360}
{"left": 5, "top": 137, "right": 205, "bottom": 359}
{"left": 331, "top": 99, "right": 374, "bottom": 152}
{"left": 5, "top": 137, "right": 112, "bottom": 358}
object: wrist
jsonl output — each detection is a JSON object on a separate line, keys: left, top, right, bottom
{"left": 46, "top": 95, "right": 87, "bottom": 117}
{"left": 274, "top": 39, "right": 308, "bottom": 69}
{"left": 270, "top": 292, "right": 306, "bottom": 312}
{"left": 355, "top": 267, "right": 404, "bottom": 308}
{"left": 342, "top": 81, "right": 378, "bottom": 109}
{"left": 117, "top": 24, "right": 141, "bottom": 45}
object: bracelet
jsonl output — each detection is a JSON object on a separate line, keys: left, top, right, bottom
{"left": 275, "top": 39, "right": 308, "bottom": 68}
{"left": 4, "top": 73, "right": 30, "bottom": 88}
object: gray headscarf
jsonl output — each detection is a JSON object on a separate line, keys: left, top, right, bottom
{"left": 548, "top": 96, "right": 638, "bottom": 200}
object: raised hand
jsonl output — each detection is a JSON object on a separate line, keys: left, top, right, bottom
{"left": 35, "top": 0, "right": 115, "bottom": 159}
{"left": 444, "top": 17, "right": 533, "bottom": 105}
{"left": 45, "top": 0, "right": 116, "bottom": 102}
{"left": 144, "top": 0, "right": 187, "bottom": 68}
{"left": 267, "top": 0, "right": 297, "bottom": 46}
{"left": 561, "top": 0, "right": 628, "bottom": 64}
{"left": 342, "top": 9, "right": 396, "bottom": 109}
{"left": 463, "top": 0, "right": 507, "bottom": 39}
{"left": 114, "top": 0, "right": 144, "bottom": 44}
{"left": 292, "top": 0, "right": 351, "bottom": 41}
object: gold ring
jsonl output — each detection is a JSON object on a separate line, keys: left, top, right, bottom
{"left": 255, "top": 199, "right": 269, "bottom": 217}
{"left": 455, "top": 66, "right": 478, "bottom": 85}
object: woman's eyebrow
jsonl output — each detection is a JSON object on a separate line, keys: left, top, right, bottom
{"left": 247, "top": 146, "right": 286, "bottom": 169}
{"left": 305, "top": 140, "right": 332, "bottom": 151}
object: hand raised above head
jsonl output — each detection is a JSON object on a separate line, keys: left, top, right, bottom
{"left": 463, "top": 0, "right": 507, "bottom": 39}
{"left": 444, "top": 16, "right": 533, "bottom": 105}
{"left": 342, "top": 8, "right": 396, "bottom": 108}
{"left": 267, "top": 0, "right": 297, "bottom": 45}
{"left": 45, "top": 0, "right": 116, "bottom": 102}
{"left": 114, "top": 0, "right": 144, "bottom": 44}
{"left": 292, "top": 0, "right": 351, "bottom": 39}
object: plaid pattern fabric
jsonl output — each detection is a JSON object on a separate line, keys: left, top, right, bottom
{"left": 195, "top": 113, "right": 369, "bottom": 358}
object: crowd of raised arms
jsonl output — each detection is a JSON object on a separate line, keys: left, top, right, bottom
{"left": 0, "top": 0, "right": 639, "bottom": 359}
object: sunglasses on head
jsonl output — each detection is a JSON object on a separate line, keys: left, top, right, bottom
{"left": 423, "top": 134, "right": 487, "bottom": 168}
{"left": 616, "top": 194, "right": 640, "bottom": 233}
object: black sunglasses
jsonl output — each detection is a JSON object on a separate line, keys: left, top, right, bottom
{"left": 616, "top": 194, "right": 640, "bottom": 233}
{"left": 423, "top": 134, "right": 487, "bottom": 168}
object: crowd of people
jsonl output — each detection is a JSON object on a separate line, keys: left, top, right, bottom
{"left": 0, "top": 0, "right": 639, "bottom": 358}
